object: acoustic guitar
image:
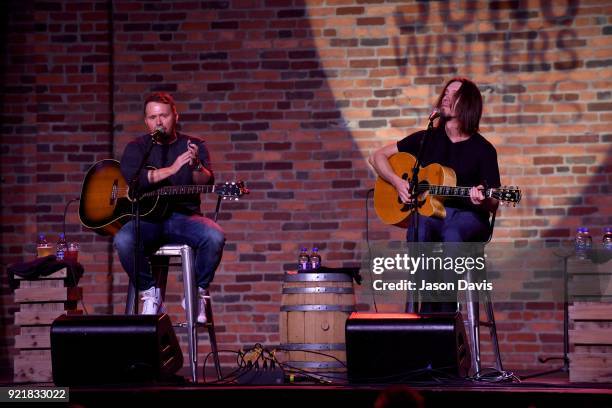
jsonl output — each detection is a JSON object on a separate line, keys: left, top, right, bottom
{"left": 374, "top": 152, "right": 521, "bottom": 228}
{"left": 79, "top": 159, "right": 248, "bottom": 236}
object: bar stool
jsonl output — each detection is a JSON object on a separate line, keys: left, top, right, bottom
{"left": 125, "top": 244, "right": 222, "bottom": 382}
{"left": 404, "top": 211, "right": 505, "bottom": 377}
{"left": 463, "top": 211, "right": 504, "bottom": 376}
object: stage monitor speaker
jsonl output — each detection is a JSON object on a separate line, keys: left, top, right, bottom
{"left": 51, "top": 314, "right": 183, "bottom": 386}
{"left": 345, "top": 312, "right": 470, "bottom": 383}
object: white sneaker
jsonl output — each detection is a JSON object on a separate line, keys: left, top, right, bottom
{"left": 140, "top": 286, "right": 162, "bottom": 315}
{"left": 182, "top": 287, "right": 209, "bottom": 324}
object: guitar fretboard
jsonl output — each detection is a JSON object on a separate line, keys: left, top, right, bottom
{"left": 416, "top": 185, "right": 489, "bottom": 197}
{"left": 142, "top": 185, "right": 215, "bottom": 197}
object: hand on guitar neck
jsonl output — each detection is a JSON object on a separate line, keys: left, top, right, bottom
{"left": 469, "top": 184, "right": 499, "bottom": 213}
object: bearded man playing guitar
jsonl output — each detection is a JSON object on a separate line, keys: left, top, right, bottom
{"left": 369, "top": 78, "right": 501, "bottom": 313}
{"left": 114, "top": 92, "right": 225, "bottom": 320}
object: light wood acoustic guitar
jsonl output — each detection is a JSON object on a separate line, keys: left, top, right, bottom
{"left": 79, "top": 159, "right": 248, "bottom": 236}
{"left": 374, "top": 152, "right": 521, "bottom": 228}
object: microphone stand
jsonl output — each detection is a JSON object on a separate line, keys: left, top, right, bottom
{"left": 409, "top": 114, "right": 437, "bottom": 241}
{"left": 128, "top": 134, "right": 158, "bottom": 314}
{"left": 405, "top": 113, "right": 436, "bottom": 313}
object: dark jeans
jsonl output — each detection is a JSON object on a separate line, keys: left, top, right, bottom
{"left": 114, "top": 213, "right": 225, "bottom": 291}
{"left": 407, "top": 207, "right": 490, "bottom": 313}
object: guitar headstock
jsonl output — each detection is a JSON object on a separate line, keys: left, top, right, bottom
{"left": 492, "top": 186, "right": 522, "bottom": 206}
{"left": 216, "top": 181, "right": 249, "bottom": 200}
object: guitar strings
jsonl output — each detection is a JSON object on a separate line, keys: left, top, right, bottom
{"left": 114, "top": 186, "right": 215, "bottom": 195}
{"left": 410, "top": 185, "right": 518, "bottom": 202}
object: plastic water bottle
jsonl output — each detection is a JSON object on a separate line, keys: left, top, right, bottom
{"left": 56, "top": 233, "right": 67, "bottom": 261}
{"left": 584, "top": 228, "right": 593, "bottom": 252}
{"left": 310, "top": 247, "right": 321, "bottom": 270}
{"left": 575, "top": 227, "right": 592, "bottom": 260}
{"left": 603, "top": 227, "right": 612, "bottom": 250}
{"left": 298, "top": 247, "right": 310, "bottom": 272}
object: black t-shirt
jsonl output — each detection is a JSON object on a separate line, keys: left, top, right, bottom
{"left": 396, "top": 126, "right": 500, "bottom": 212}
{"left": 120, "top": 132, "right": 214, "bottom": 216}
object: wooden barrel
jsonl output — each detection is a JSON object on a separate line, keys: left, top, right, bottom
{"left": 279, "top": 273, "right": 356, "bottom": 377}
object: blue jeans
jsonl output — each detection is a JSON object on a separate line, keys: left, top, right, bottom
{"left": 407, "top": 207, "right": 490, "bottom": 243}
{"left": 407, "top": 207, "right": 490, "bottom": 313}
{"left": 114, "top": 213, "right": 225, "bottom": 291}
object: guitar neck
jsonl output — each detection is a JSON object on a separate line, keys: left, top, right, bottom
{"left": 418, "top": 185, "right": 491, "bottom": 198}
{"left": 142, "top": 184, "right": 215, "bottom": 198}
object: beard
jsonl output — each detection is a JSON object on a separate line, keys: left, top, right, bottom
{"left": 440, "top": 108, "right": 454, "bottom": 120}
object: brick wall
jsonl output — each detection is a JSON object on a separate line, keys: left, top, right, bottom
{"left": 2, "top": 0, "right": 611, "bottom": 379}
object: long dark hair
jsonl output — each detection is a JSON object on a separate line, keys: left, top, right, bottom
{"left": 435, "top": 77, "right": 482, "bottom": 135}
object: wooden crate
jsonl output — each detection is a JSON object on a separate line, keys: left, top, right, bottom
{"left": 13, "top": 350, "right": 53, "bottom": 383}
{"left": 569, "top": 302, "right": 612, "bottom": 383}
{"left": 13, "top": 268, "right": 82, "bottom": 383}
{"left": 567, "top": 253, "right": 612, "bottom": 384}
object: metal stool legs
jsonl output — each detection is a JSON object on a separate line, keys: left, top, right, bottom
{"left": 125, "top": 244, "right": 222, "bottom": 382}
{"left": 204, "top": 291, "right": 222, "bottom": 380}
{"left": 175, "top": 244, "right": 198, "bottom": 382}
{"left": 465, "top": 266, "right": 504, "bottom": 376}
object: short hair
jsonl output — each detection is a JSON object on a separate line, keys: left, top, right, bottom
{"left": 435, "top": 77, "right": 482, "bottom": 135}
{"left": 143, "top": 92, "right": 177, "bottom": 115}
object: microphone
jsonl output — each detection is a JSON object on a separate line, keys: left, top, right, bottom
{"left": 428, "top": 108, "right": 440, "bottom": 122}
{"left": 150, "top": 126, "right": 165, "bottom": 142}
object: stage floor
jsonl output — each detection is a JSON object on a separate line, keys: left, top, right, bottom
{"left": 9, "top": 373, "right": 612, "bottom": 407}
